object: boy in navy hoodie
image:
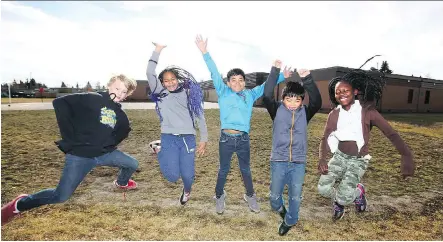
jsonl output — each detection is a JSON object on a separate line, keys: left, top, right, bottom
{"left": 263, "top": 60, "right": 322, "bottom": 236}
{"left": 2, "top": 75, "right": 138, "bottom": 226}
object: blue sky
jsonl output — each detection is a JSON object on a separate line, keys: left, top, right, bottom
{"left": 2, "top": 1, "right": 443, "bottom": 88}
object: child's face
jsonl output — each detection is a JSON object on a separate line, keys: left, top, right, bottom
{"left": 283, "top": 96, "right": 303, "bottom": 111}
{"left": 227, "top": 75, "right": 246, "bottom": 93}
{"left": 335, "top": 81, "right": 357, "bottom": 107}
{"left": 162, "top": 71, "right": 179, "bottom": 91}
{"left": 108, "top": 79, "right": 129, "bottom": 103}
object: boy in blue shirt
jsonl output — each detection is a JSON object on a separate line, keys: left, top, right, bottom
{"left": 195, "top": 35, "right": 288, "bottom": 214}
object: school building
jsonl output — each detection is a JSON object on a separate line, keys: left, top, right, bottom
{"left": 128, "top": 67, "right": 443, "bottom": 113}
{"left": 308, "top": 66, "right": 443, "bottom": 113}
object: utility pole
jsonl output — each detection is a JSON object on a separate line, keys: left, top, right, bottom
{"left": 358, "top": 55, "right": 381, "bottom": 69}
{"left": 8, "top": 82, "right": 12, "bottom": 107}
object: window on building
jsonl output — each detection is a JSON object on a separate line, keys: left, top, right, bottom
{"left": 407, "top": 89, "right": 413, "bottom": 104}
{"left": 425, "top": 90, "right": 430, "bottom": 104}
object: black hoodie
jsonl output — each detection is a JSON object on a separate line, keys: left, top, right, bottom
{"left": 52, "top": 92, "right": 131, "bottom": 158}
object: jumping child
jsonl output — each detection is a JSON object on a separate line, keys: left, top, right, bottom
{"left": 195, "top": 35, "right": 286, "bottom": 214}
{"left": 2, "top": 75, "right": 139, "bottom": 225}
{"left": 263, "top": 60, "right": 322, "bottom": 235}
{"left": 317, "top": 69, "right": 415, "bottom": 221}
{"left": 146, "top": 42, "right": 208, "bottom": 205}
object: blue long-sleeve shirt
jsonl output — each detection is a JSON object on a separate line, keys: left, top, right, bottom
{"left": 202, "top": 52, "right": 285, "bottom": 133}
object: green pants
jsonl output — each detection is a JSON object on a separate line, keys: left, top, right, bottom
{"left": 318, "top": 150, "right": 370, "bottom": 205}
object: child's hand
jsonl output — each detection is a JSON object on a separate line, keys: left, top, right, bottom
{"left": 273, "top": 60, "right": 282, "bottom": 68}
{"left": 283, "top": 66, "right": 293, "bottom": 78}
{"left": 195, "top": 35, "right": 208, "bottom": 54}
{"left": 318, "top": 160, "right": 328, "bottom": 175}
{"left": 196, "top": 142, "right": 207, "bottom": 157}
{"left": 152, "top": 42, "right": 167, "bottom": 52}
{"left": 297, "top": 69, "right": 310, "bottom": 78}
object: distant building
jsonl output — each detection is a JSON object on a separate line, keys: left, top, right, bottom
{"left": 197, "top": 67, "right": 443, "bottom": 113}
{"left": 126, "top": 80, "right": 150, "bottom": 101}
{"left": 308, "top": 67, "right": 443, "bottom": 113}
{"left": 122, "top": 68, "right": 443, "bottom": 113}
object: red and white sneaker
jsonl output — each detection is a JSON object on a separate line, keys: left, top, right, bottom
{"left": 113, "top": 179, "right": 137, "bottom": 190}
{"left": 1, "top": 194, "right": 29, "bottom": 226}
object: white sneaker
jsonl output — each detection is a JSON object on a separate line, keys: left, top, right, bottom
{"left": 214, "top": 190, "right": 226, "bottom": 214}
{"left": 244, "top": 193, "right": 260, "bottom": 213}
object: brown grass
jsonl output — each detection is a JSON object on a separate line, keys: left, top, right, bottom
{"left": 1, "top": 109, "right": 442, "bottom": 240}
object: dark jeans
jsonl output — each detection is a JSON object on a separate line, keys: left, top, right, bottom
{"left": 158, "top": 133, "right": 196, "bottom": 193}
{"left": 17, "top": 150, "right": 138, "bottom": 211}
{"left": 269, "top": 161, "right": 306, "bottom": 226}
{"left": 215, "top": 131, "right": 255, "bottom": 197}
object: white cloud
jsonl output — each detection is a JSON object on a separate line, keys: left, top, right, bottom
{"left": 1, "top": 1, "right": 443, "bottom": 88}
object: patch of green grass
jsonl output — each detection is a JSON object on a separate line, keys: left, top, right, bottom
{"left": 1, "top": 110, "right": 442, "bottom": 240}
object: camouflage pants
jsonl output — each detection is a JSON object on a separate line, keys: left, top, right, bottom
{"left": 317, "top": 150, "right": 370, "bottom": 206}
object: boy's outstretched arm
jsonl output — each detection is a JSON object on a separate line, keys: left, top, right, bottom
{"left": 251, "top": 68, "right": 287, "bottom": 102}
{"left": 370, "top": 110, "right": 415, "bottom": 178}
{"left": 146, "top": 42, "right": 167, "bottom": 94}
{"left": 263, "top": 60, "right": 283, "bottom": 120}
{"left": 299, "top": 69, "right": 322, "bottom": 123}
{"left": 195, "top": 35, "right": 227, "bottom": 96}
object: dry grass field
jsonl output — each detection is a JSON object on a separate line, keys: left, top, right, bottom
{"left": 1, "top": 109, "right": 442, "bottom": 240}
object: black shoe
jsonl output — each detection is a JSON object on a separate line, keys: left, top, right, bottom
{"left": 278, "top": 221, "right": 293, "bottom": 236}
{"left": 279, "top": 206, "right": 287, "bottom": 220}
{"left": 333, "top": 201, "right": 345, "bottom": 221}
{"left": 179, "top": 188, "right": 191, "bottom": 205}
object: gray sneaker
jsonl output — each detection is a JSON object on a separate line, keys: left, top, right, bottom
{"left": 244, "top": 194, "right": 260, "bottom": 213}
{"left": 214, "top": 191, "right": 226, "bottom": 214}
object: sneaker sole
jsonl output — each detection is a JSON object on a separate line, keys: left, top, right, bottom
{"left": 113, "top": 181, "right": 137, "bottom": 190}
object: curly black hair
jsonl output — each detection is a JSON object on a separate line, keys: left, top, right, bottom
{"left": 328, "top": 69, "right": 386, "bottom": 106}
{"left": 158, "top": 66, "right": 197, "bottom": 85}
{"left": 151, "top": 66, "right": 204, "bottom": 127}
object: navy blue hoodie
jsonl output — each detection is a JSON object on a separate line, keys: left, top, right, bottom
{"left": 52, "top": 92, "right": 131, "bottom": 158}
{"left": 263, "top": 67, "right": 322, "bottom": 163}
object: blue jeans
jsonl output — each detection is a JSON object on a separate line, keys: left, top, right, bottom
{"left": 215, "top": 131, "right": 254, "bottom": 197}
{"left": 158, "top": 133, "right": 196, "bottom": 193}
{"left": 17, "top": 150, "right": 138, "bottom": 212}
{"left": 269, "top": 161, "right": 306, "bottom": 226}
